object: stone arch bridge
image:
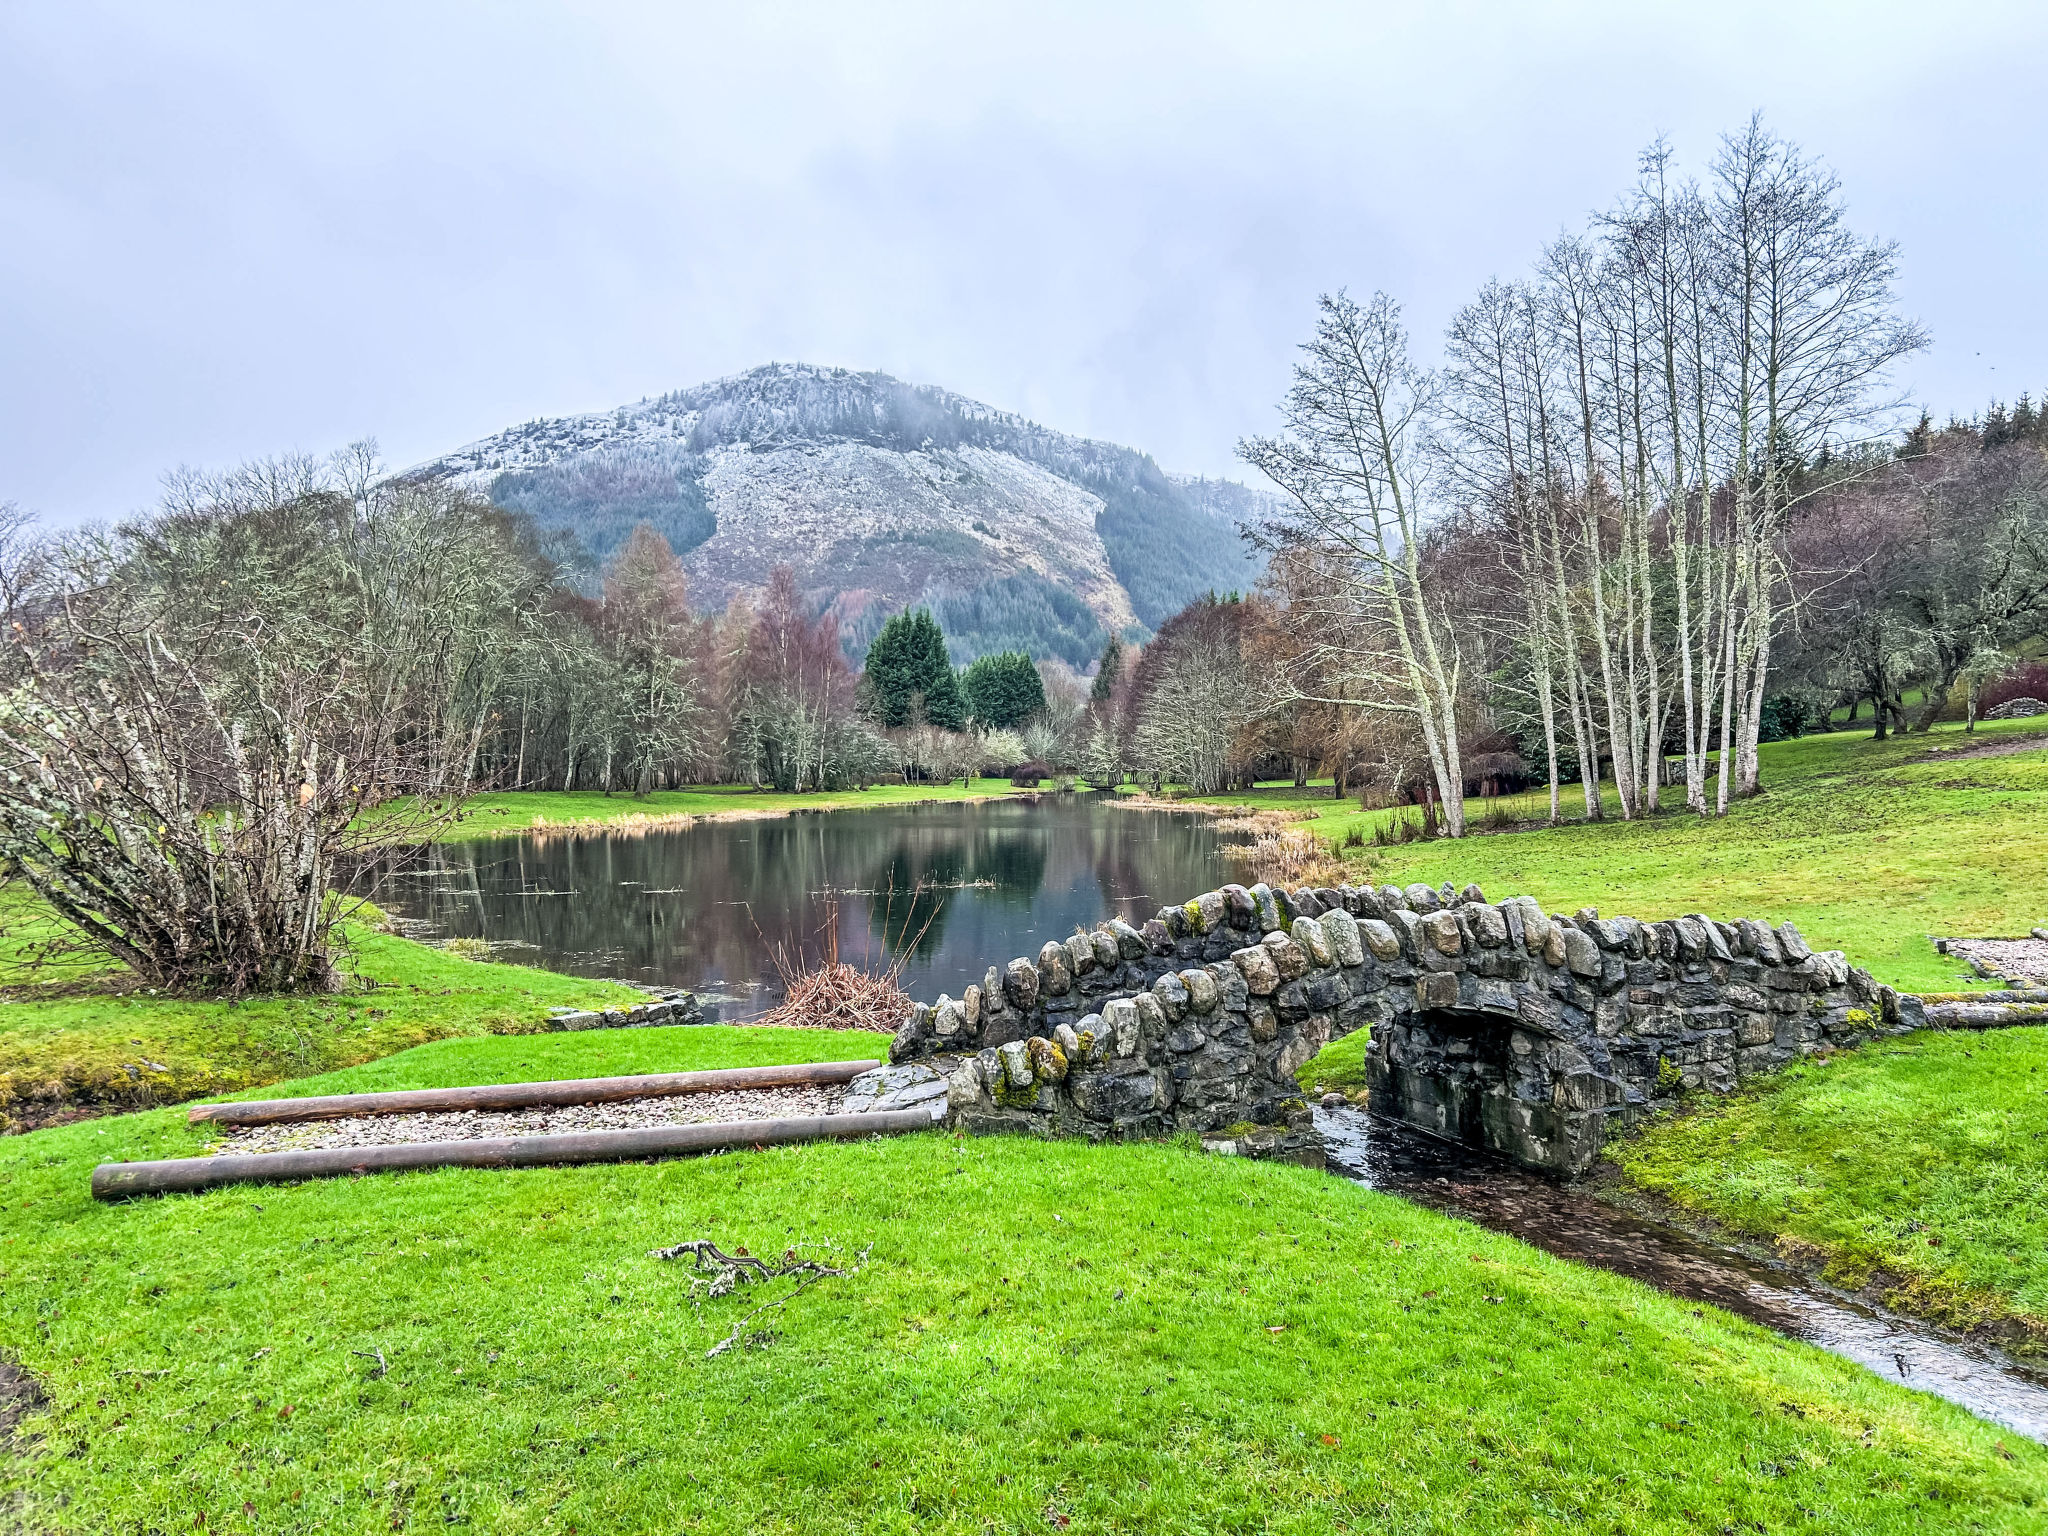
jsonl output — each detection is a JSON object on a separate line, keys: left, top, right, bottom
{"left": 886, "top": 880, "right": 1919, "bottom": 1178}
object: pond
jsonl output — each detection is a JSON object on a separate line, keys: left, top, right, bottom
{"left": 364, "top": 795, "right": 1233, "bottom": 1016}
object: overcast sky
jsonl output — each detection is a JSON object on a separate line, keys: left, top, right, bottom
{"left": 4, "top": 1, "right": 2044, "bottom": 522}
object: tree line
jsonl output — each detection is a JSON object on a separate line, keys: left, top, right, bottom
{"left": 0, "top": 454, "right": 1081, "bottom": 991}
{"left": 1206, "top": 115, "right": 2045, "bottom": 837}
{"left": 1077, "top": 119, "right": 2047, "bottom": 829}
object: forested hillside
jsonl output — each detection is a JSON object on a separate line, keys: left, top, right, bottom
{"left": 410, "top": 364, "right": 1270, "bottom": 662}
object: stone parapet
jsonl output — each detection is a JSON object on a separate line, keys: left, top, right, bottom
{"left": 889, "top": 879, "right": 1908, "bottom": 1178}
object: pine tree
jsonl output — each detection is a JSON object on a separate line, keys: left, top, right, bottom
{"left": 863, "top": 608, "right": 966, "bottom": 729}
{"left": 1983, "top": 400, "right": 2013, "bottom": 449}
{"left": 1090, "top": 635, "right": 1125, "bottom": 703}
{"left": 1897, "top": 411, "right": 1933, "bottom": 460}
{"left": 2011, "top": 393, "right": 2039, "bottom": 445}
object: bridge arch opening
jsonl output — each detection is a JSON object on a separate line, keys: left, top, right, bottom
{"left": 1366, "top": 1009, "right": 1612, "bottom": 1176}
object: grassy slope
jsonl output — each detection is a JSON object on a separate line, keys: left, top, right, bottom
{"left": 1608, "top": 1025, "right": 2048, "bottom": 1349}
{"left": 0, "top": 911, "right": 640, "bottom": 1125}
{"left": 430, "top": 779, "right": 1037, "bottom": 844}
{"left": 1200, "top": 720, "right": 2048, "bottom": 992}
{"left": 3, "top": 1027, "right": 2042, "bottom": 1534}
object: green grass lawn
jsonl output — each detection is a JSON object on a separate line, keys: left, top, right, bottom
{"left": 0, "top": 906, "right": 640, "bottom": 1129}
{"left": 1608, "top": 1025, "right": 2048, "bottom": 1352}
{"left": 2, "top": 1025, "right": 2042, "bottom": 1534}
{"left": 426, "top": 779, "right": 1038, "bottom": 844}
{"left": 1198, "top": 720, "right": 2048, "bottom": 992}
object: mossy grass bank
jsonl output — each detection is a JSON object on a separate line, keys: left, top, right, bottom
{"left": 0, "top": 903, "right": 639, "bottom": 1130}
{"left": 1191, "top": 720, "right": 2048, "bottom": 993}
{"left": 3, "top": 1025, "right": 2043, "bottom": 1533}
{"left": 1608, "top": 1024, "right": 2048, "bottom": 1353}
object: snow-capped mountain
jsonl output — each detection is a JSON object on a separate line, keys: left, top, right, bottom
{"left": 407, "top": 363, "right": 1272, "bottom": 666}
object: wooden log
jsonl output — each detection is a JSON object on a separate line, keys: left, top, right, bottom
{"left": 95, "top": 1107, "right": 933, "bottom": 1201}
{"left": 187, "top": 1059, "right": 884, "bottom": 1127}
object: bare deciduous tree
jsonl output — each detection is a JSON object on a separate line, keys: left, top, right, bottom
{"left": 1241, "top": 292, "right": 1472, "bottom": 835}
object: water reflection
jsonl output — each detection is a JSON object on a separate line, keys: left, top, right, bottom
{"left": 1317, "top": 1105, "right": 2048, "bottom": 1444}
{"left": 364, "top": 796, "right": 1229, "bottom": 1014}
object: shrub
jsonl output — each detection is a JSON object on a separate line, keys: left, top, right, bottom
{"left": 1010, "top": 760, "right": 1051, "bottom": 788}
{"left": 974, "top": 728, "right": 1029, "bottom": 776}
{"left": 1757, "top": 694, "right": 1813, "bottom": 742}
{"left": 0, "top": 619, "right": 445, "bottom": 996}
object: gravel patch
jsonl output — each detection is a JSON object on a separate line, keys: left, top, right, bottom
{"left": 216, "top": 1084, "right": 847, "bottom": 1156}
{"left": 1946, "top": 937, "right": 2048, "bottom": 986}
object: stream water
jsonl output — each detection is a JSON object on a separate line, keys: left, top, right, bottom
{"left": 1316, "top": 1105, "right": 2048, "bottom": 1443}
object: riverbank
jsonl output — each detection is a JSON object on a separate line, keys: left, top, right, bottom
{"left": 1191, "top": 720, "right": 2048, "bottom": 994}
{"left": 4, "top": 1024, "right": 2041, "bottom": 1532}
{"left": 1301, "top": 1014, "right": 2048, "bottom": 1360}
{"left": 1605, "top": 1023, "right": 2048, "bottom": 1356}
{"left": 0, "top": 774, "right": 1040, "bottom": 1121}
{"left": 426, "top": 778, "right": 1040, "bottom": 844}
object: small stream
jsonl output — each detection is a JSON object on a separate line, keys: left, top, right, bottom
{"left": 1315, "top": 1105, "right": 2048, "bottom": 1444}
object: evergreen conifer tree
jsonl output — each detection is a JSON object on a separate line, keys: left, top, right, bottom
{"left": 1983, "top": 401, "right": 2013, "bottom": 448}
{"left": 961, "top": 650, "right": 1046, "bottom": 729}
{"left": 1897, "top": 411, "right": 1933, "bottom": 460}
{"left": 2011, "top": 393, "right": 2038, "bottom": 445}
{"left": 863, "top": 608, "right": 966, "bottom": 729}
{"left": 1090, "top": 635, "right": 1125, "bottom": 703}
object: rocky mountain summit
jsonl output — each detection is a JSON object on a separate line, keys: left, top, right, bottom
{"left": 408, "top": 363, "right": 1272, "bottom": 664}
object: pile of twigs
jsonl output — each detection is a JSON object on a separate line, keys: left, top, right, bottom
{"left": 747, "top": 891, "right": 933, "bottom": 1033}
{"left": 749, "top": 957, "right": 912, "bottom": 1033}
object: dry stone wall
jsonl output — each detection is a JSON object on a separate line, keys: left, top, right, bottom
{"left": 887, "top": 879, "right": 1922, "bottom": 1177}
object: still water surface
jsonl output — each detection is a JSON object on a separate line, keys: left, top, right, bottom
{"left": 366, "top": 796, "right": 1230, "bottom": 1014}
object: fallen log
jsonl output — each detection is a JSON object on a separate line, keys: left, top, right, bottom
{"left": 95, "top": 1107, "right": 932, "bottom": 1201}
{"left": 186, "top": 1059, "right": 883, "bottom": 1127}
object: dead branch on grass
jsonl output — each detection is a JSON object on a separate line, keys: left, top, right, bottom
{"left": 651, "top": 1236, "right": 873, "bottom": 1357}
